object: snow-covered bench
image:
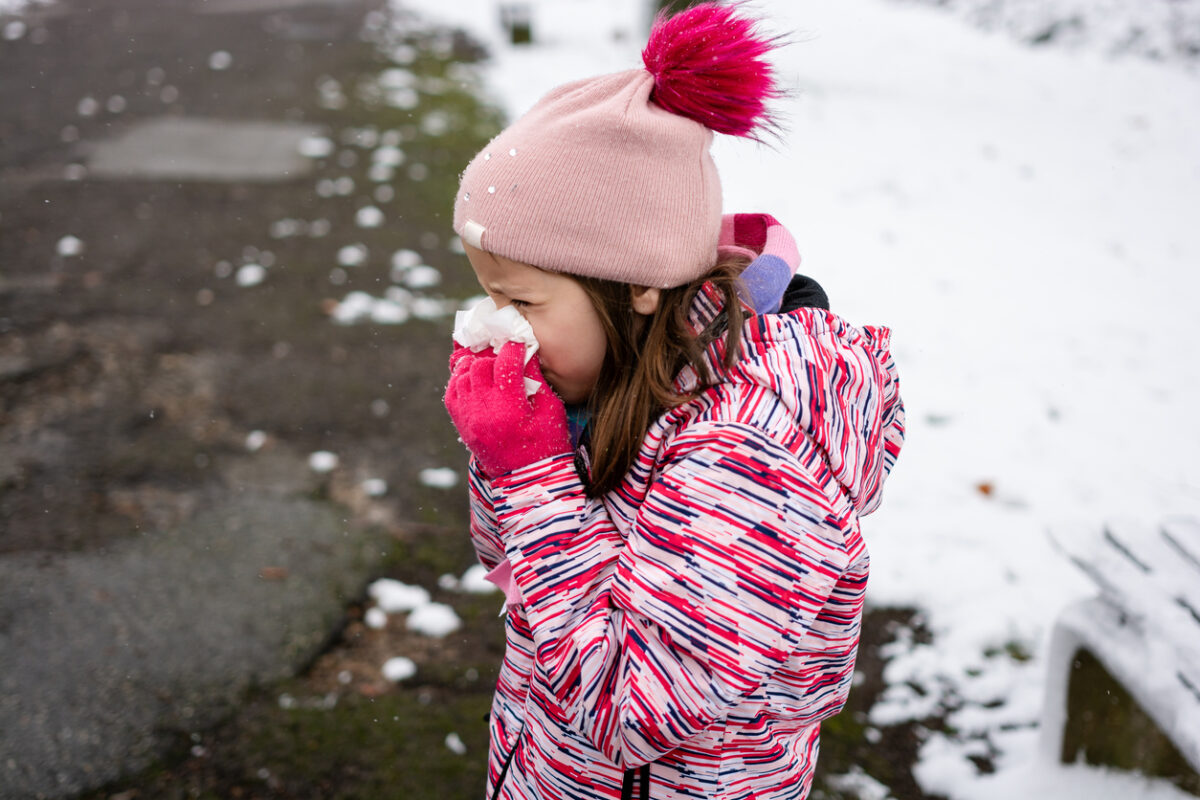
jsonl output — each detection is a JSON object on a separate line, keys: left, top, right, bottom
{"left": 1041, "top": 517, "right": 1200, "bottom": 793}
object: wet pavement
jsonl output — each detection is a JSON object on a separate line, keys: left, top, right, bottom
{"left": 0, "top": 0, "right": 498, "bottom": 796}
{"left": 85, "top": 117, "right": 325, "bottom": 181}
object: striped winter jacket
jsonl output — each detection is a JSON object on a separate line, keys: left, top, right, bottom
{"left": 467, "top": 282, "right": 905, "bottom": 800}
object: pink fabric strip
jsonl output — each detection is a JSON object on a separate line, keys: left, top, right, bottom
{"left": 484, "top": 558, "right": 524, "bottom": 610}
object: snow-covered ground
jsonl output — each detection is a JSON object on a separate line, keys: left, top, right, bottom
{"left": 891, "top": 0, "right": 1200, "bottom": 70}
{"left": 398, "top": 0, "right": 1200, "bottom": 797}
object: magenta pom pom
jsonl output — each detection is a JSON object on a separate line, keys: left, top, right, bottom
{"left": 642, "top": 2, "right": 780, "bottom": 138}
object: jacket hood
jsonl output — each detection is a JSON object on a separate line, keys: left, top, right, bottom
{"left": 682, "top": 284, "right": 905, "bottom": 515}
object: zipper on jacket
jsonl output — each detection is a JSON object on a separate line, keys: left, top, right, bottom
{"left": 620, "top": 764, "right": 650, "bottom": 800}
{"left": 490, "top": 730, "right": 521, "bottom": 800}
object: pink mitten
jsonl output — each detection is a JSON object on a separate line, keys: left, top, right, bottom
{"left": 444, "top": 341, "right": 571, "bottom": 477}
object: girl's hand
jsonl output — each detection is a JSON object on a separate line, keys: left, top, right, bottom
{"left": 444, "top": 341, "right": 572, "bottom": 477}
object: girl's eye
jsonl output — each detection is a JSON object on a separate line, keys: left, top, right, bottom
{"left": 508, "top": 299, "right": 529, "bottom": 308}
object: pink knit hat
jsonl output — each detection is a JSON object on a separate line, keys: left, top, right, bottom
{"left": 452, "top": 2, "right": 780, "bottom": 289}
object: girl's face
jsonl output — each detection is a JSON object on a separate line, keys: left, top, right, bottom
{"left": 463, "top": 244, "right": 608, "bottom": 405}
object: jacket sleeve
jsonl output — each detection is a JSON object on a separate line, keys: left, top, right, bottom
{"left": 466, "top": 458, "right": 506, "bottom": 571}
{"left": 489, "top": 420, "right": 852, "bottom": 767}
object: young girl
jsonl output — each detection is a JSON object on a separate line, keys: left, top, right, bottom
{"left": 443, "top": 4, "right": 905, "bottom": 799}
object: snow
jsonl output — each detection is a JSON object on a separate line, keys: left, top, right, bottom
{"left": 55, "top": 235, "right": 83, "bottom": 257}
{"left": 458, "top": 563, "right": 497, "bottom": 594}
{"left": 444, "top": 731, "right": 467, "bottom": 755}
{"left": 337, "top": 243, "right": 368, "bottom": 267}
{"left": 396, "top": 0, "right": 1200, "bottom": 795}
{"left": 270, "top": 217, "right": 304, "bottom": 236}
{"left": 824, "top": 766, "right": 892, "bottom": 800}
{"left": 417, "top": 467, "right": 459, "bottom": 489}
{"left": 381, "top": 656, "right": 417, "bottom": 682}
{"left": 307, "top": 450, "right": 338, "bottom": 473}
{"left": 373, "top": 144, "right": 405, "bottom": 167}
{"left": 244, "top": 430, "right": 267, "bottom": 452}
{"left": 235, "top": 263, "right": 266, "bottom": 287}
{"left": 75, "top": 96, "right": 100, "bottom": 118}
{"left": 360, "top": 478, "right": 388, "bottom": 497}
{"left": 917, "top": 731, "right": 1197, "bottom": 800}
{"left": 1038, "top": 519, "right": 1200, "bottom": 769}
{"left": 355, "top": 206, "right": 384, "bottom": 228}
{"left": 399, "top": 264, "right": 440, "bottom": 289}
{"left": 207, "top": 50, "right": 233, "bottom": 71}
{"left": 330, "top": 290, "right": 412, "bottom": 325}
{"left": 368, "top": 578, "right": 430, "bottom": 613}
{"left": 297, "top": 135, "right": 335, "bottom": 159}
{"left": 327, "top": 238, "right": 453, "bottom": 324}
{"left": 891, "top": 0, "right": 1200, "bottom": 68}
{"left": 406, "top": 602, "right": 462, "bottom": 637}
{"left": 437, "top": 563, "right": 499, "bottom": 595}
{"left": 367, "top": 578, "right": 463, "bottom": 637}
{"left": 364, "top": 606, "right": 388, "bottom": 629}
{"left": 392, "top": 248, "right": 422, "bottom": 270}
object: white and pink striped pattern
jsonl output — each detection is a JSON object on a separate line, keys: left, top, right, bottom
{"left": 466, "top": 283, "right": 904, "bottom": 799}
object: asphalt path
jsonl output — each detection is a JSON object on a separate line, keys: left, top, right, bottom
{"left": 0, "top": 0, "right": 483, "bottom": 795}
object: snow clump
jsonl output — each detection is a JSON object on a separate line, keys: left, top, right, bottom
{"left": 459, "top": 563, "right": 498, "bottom": 594}
{"left": 307, "top": 450, "right": 339, "bottom": 473}
{"left": 401, "top": 264, "right": 441, "bottom": 289}
{"left": 56, "top": 235, "right": 84, "bottom": 257}
{"left": 360, "top": 478, "right": 388, "bottom": 497}
{"left": 406, "top": 602, "right": 462, "bottom": 637}
{"left": 337, "top": 243, "right": 368, "bottom": 267}
{"left": 356, "top": 206, "right": 384, "bottom": 228}
{"left": 235, "top": 264, "right": 266, "bottom": 287}
{"left": 418, "top": 467, "right": 458, "bottom": 489}
{"left": 437, "top": 563, "right": 499, "bottom": 594}
{"left": 297, "top": 135, "right": 335, "bottom": 158}
{"left": 208, "top": 50, "right": 233, "bottom": 70}
{"left": 893, "top": 0, "right": 1200, "bottom": 67}
{"left": 245, "top": 430, "right": 267, "bottom": 452}
{"left": 391, "top": 248, "right": 422, "bottom": 270}
{"left": 352, "top": 206, "right": 381, "bottom": 227}
{"left": 381, "top": 656, "right": 416, "bottom": 682}
{"left": 368, "top": 578, "right": 430, "bottom": 613}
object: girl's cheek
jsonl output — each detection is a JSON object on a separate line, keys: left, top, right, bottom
{"left": 526, "top": 318, "right": 546, "bottom": 350}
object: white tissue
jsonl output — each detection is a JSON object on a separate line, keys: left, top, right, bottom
{"left": 453, "top": 297, "right": 541, "bottom": 396}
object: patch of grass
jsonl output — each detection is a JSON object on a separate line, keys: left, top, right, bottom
{"left": 378, "top": 519, "right": 479, "bottom": 589}
{"left": 81, "top": 688, "right": 493, "bottom": 800}
{"left": 240, "top": 689, "right": 492, "bottom": 798}
{"left": 983, "top": 638, "right": 1033, "bottom": 663}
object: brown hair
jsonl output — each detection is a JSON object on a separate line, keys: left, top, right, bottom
{"left": 574, "top": 257, "right": 749, "bottom": 497}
